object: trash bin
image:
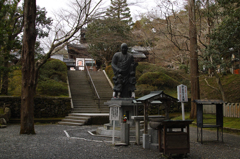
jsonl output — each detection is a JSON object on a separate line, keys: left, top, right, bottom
{"left": 152, "top": 120, "right": 193, "bottom": 157}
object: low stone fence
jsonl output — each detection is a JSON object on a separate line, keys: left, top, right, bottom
{"left": 203, "top": 103, "right": 240, "bottom": 118}
{"left": 0, "top": 96, "right": 71, "bottom": 118}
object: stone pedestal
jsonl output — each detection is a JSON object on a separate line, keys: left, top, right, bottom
{"left": 143, "top": 134, "right": 150, "bottom": 149}
{"left": 104, "top": 98, "right": 137, "bottom": 127}
{"left": 149, "top": 128, "right": 159, "bottom": 150}
{"left": 121, "top": 123, "right": 130, "bottom": 145}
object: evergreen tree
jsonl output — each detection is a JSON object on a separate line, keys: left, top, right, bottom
{"left": 86, "top": 18, "right": 133, "bottom": 66}
{"left": 106, "top": 0, "right": 132, "bottom": 25}
{"left": 0, "top": 0, "right": 52, "bottom": 95}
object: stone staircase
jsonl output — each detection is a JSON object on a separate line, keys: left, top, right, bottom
{"left": 89, "top": 71, "right": 113, "bottom": 108}
{"left": 58, "top": 70, "right": 112, "bottom": 126}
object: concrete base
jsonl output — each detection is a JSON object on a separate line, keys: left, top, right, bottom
{"left": 96, "top": 127, "right": 121, "bottom": 137}
{"left": 143, "top": 134, "right": 150, "bottom": 149}
{"left": 148, "top": 128, "right": 159, "bottom": 150}
{"left": 150, "top": 143, "right": 159, "bottom": 150}
{"left": 121, "top": 123, "right": 130, "bottom": 145}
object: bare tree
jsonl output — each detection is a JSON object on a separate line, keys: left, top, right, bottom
{"left": 20, "top": 0, "right": 103, "bottom": 134}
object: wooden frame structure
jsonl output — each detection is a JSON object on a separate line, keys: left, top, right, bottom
{"left": 136, "top": 91, "right": 178, "bottom": 134}
{"left": 194, "top": 99, "right": 224, "bottom": 144}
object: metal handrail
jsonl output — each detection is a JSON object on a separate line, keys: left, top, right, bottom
{"left": 85, "top": 65, "right": 100, "bottom": 108}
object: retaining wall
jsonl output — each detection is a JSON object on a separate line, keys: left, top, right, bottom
{"left": 0, "top": 96, "right": 71, "bottom": 118}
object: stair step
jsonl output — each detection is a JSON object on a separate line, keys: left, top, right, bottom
{"left": 65, "top": 116, "right": 90, "bottom": 120}
{"left": 71, "top": 110, "right": 109, "bottom": 113}
{"left": 58, "top": 122, "right": 84, "bottom": 126}
{"left": 69, "top": 113, "right": 109, "bottom": 116}
{"left": 64, "top": 70, "right": 111, "bottom": 126}
{"left": 61, "top": 119, "right": 86, "bottom": 123}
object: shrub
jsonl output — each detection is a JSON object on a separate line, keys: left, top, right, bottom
{"left": 37, "top": 59, "right": 68, "bottom": 96}
{"left": 9, "top": 59, "right": 68, "bottom": 96}
{"left": 137, "top": 72, "right": 179, "bottom": 88}
{"left": 135, "top": 84, "right": 158, "bottom": 97}
{"left": 9, "top": 70, "right": 22, "bottom": 96}
{"left": 38, "top": 58, "right": 67, "bottom": 82}
{"left": 105, "top": 65, "right": 114, "bottom": 83}
{"left": 37, "top": 79, "right": 68, "bottom": 96}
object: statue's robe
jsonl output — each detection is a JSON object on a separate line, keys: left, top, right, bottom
{"left": 112, "top": 52, "right": 136, "bottom": 98}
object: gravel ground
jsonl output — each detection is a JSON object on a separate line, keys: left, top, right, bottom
{"left": 0, "top": 124, "right": 240, "bottom": 159}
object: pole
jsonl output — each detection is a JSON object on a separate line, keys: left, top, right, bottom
{"left": 112, "top": 120, "right": 115, "bottom": 145}
{"left": 144, "top": 102, "right": 148, "bottom": 134}
{"left": 182, "top": 102, "right": 185, "bottom": 120}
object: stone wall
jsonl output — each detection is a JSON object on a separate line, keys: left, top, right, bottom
{"left": 0, "top": 96, "right": 71, "bottom": 118}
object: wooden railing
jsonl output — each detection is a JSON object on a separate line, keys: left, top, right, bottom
{"left": 85, "top": 65, "right": 100, "bottom": 108}
{"left": 203, "top": 103, "right": 240, "bottom": 118}
{"left": 224, "top": 103, "right": 240, "bottom": 118}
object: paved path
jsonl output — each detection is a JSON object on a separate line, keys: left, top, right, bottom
{"left": 0, "top": 124, "right": 240, "bottom": 159}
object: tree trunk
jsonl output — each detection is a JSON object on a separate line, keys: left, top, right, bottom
{"left": 189, "top": 0, "right": 200, "bottom": 119}
{"left": 215, "top": 74, "right": 226, "bottom": 102}
{"left": 20, "top": 0, "right": 37, "bottom": 134}
{"left": 1, "top": 56, "right": 9, "bottom": 95}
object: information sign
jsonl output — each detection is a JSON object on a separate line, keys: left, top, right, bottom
{"left": 177, "top": 84, "right": 188, "bottom": 102}
{"left": 110, "top": 106, "right": 119, "bottom": 121}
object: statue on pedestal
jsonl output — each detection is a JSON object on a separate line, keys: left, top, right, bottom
{"left": 112, "top": 43, "right": 138, "bottom": 98}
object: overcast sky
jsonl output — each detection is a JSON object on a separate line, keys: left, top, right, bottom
{"left": 35, "top": 0, "right": 159, "bottom": 21}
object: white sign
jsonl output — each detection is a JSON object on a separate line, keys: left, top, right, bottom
{"left": 110, "top": 107, "right": 119, "bottom": 121}
{"left": 177, "top": 84, "right": 188, "bottom": 102}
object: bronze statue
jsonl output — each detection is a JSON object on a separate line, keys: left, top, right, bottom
{"left": 112, "top": 43, "right": 137, "bottom": 98}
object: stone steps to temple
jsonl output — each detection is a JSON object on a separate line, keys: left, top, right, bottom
{"left": 58, "top": 70, "right": 111, "bottom": 126}
{"left": 58, "top": 113, "right": 109, "bottom": 126}
{"left": 58, "top": 121, "right": 84, "bottom": 126}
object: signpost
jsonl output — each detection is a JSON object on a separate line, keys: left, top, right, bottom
{"left": 109, "top": 105, "right": 120, "bottom": 145}
{"left": 177, "top": 84, "right": 188, "bottom": 120}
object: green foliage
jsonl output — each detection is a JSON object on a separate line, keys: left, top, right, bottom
{"left": 37, "top": 79, "right": 68, "bottom": 96}
{"left": 86, "top": 18, "right": 133, "bottom": 65}
{"left": 172, "top": 113, "right": 240, "bottom": 130}
{"left": 135, "top": 84, "right": 157, "bottom": 97}
{"left": 105, "top": 62, "right": 187, "bottom": 98}
{"left": 0, "top": 108, "right": 4, "bottom": 115}
{"left": 200, "top": 74, "right": 240, "bottom": 102}
{"left": 105, "top": 65, "right": 114, "bottom": 83}
{"left": 106, "top": 0, "right": 132, "bottom": 25}
{"left": 179, "top": 64, "right": 189, "bottom": 73}
{"left": 0, "top": 1, "right": 52, "bottom": 95}
{"left": 38, "top": 59, "right": 67, "bottom": 82}
{"left": 137, "top": 72, "right": 179, "bottom": 89}
{"left": 87, "top": 0, "right": 133, "bottom": 65}
{"left": 9, "top": 70, "right": 22, "bottom": 96}
{"left": 37, "top": 59, "right": 68, "bottom": 96}
{"left": 9, "top": 59, "right": 68, "bottom": 96}
{"left": 203, "top": 0, "right": 240, "bottom": 72}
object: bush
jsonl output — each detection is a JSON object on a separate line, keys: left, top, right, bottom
{"left": 135, "top": 84, "right": 158, "bottom": 97}
{"left": 137, "top": 72, "right": 179, "bottom": 88}
{"left": 9, "top": 70, "right": 22, "bottom": 96}
{"left": 37, "top": 79, "right": 68, "bottom": 96}
{"left": 105, "top": 65, "right": 114, "bottom": 83}
{"left": 9, "top": 59, "right": 68, "bottom": 96}
{"left": 38, "top": 58, "right": 67, "bottom": 82}
{"left": 179, "top": 64, "right": 189, "bottom": 73}
{"left": 37, "top": 59, "right": 68, "bottom": 96}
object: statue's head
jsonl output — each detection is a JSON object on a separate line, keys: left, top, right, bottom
{"left": 121, "top": 43, "right": 128, "bottom": 55}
